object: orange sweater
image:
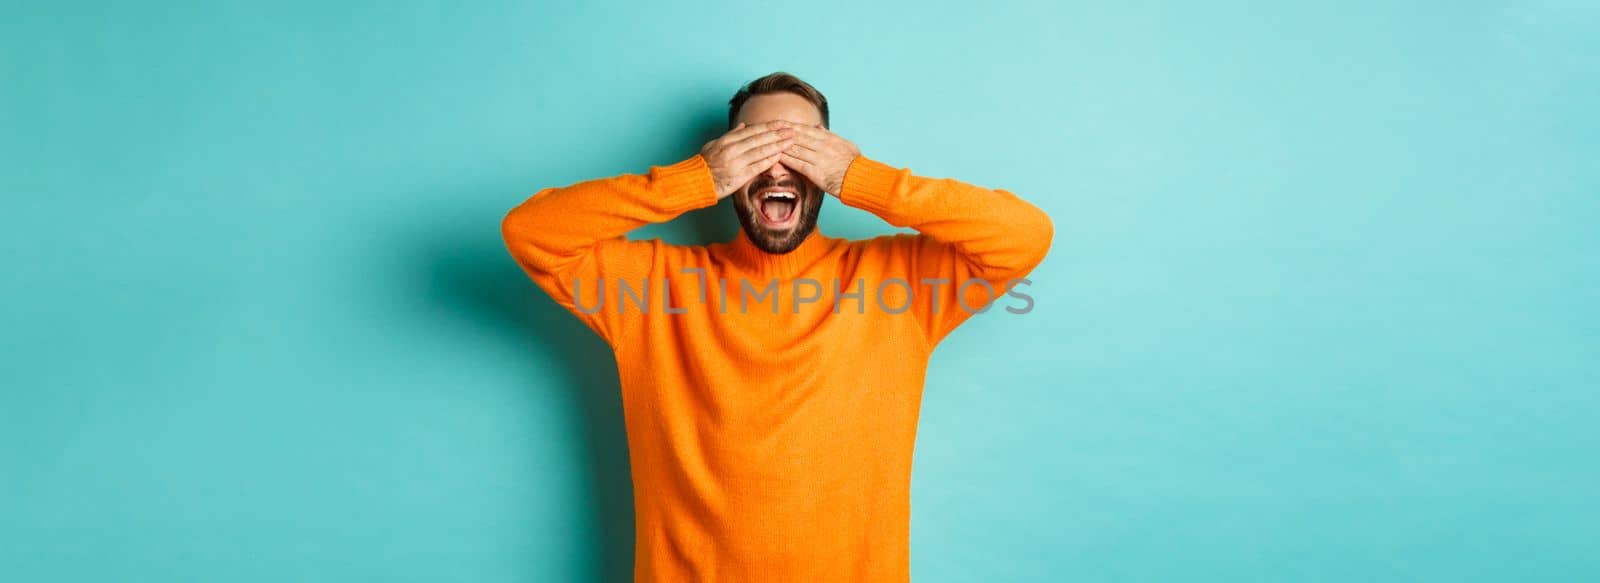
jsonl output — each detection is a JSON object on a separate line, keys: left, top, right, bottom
{"left": 502, "top": 153, "right": 1052, "bottom": 582}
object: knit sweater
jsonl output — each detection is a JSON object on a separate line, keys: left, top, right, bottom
{"left": 501, "top": 153, "right": 1053, "bottom": 582}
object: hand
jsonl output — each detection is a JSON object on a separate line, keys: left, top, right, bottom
{"left": 700, "top": 121, "right": 796, "bottom": 199}
{"left": 780, "top": 124, "right": 860, "bottom": 195}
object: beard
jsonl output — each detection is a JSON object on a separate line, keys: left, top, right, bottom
{"left": 732, "top": 174, "right": 824, "bottom": 254}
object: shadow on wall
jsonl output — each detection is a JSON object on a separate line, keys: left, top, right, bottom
{"left": 410, "top": 103, "right": 735, "bottom": 582}
{"left": 423, "top": 240, "right": 633, "bottom": 582}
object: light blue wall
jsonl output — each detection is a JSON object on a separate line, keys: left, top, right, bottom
{"left": 3, "top": 1, "right": 1597, "bottom": 581}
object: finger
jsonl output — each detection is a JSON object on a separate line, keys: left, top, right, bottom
{"left": 710, "top": 131, "right": 782, "bottom": 164}
{"left": 722, "top": 152, "right": 783, "bottom": 189}
{"left": 744, "top": 151, "right": 784, "bottom": 174}
{"left": 730, "top": 141, "right": 792, "bottom": 170}
{"left": 781, "top": 140, "right": 822, "bottom": 160}
{"left": 788, "top": 125, "right": 837, "bottom": 148}
{"left": 719, "top": 119, "right": 790, "bottom": 147}
{"left": 732, "top": 134, "right": 793, "bottom": 168}
{"left": 790, "top": 123, "right": 833, "bottom": 138}
{"left": 705, "top": 121, "right": 745, "bottom": 154}
{"left": 716, "top": 124, "right": 764, "bottom": 148}
{"left": 728, "top": 125, "right": 795, "bottom": 154}
{"left": 778, "top": 143, "right": 825, "bottom": 171}
{"left": 780, "top": 152, "right": 819, "bottom": 176}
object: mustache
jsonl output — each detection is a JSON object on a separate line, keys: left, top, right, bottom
{"left": 751, "top": 177, "right": 805, "bottom": 192}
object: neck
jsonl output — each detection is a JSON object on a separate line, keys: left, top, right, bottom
{"left": 725, "top": 227, "right": 835, "bottom": 278}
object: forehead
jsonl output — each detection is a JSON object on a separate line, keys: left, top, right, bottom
{"left": 735, "top": 92, "right": 823, "bottom": 126}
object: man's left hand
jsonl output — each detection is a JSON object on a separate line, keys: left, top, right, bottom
{"left": 781, "top": 124, "right": 860, "bottom": 196}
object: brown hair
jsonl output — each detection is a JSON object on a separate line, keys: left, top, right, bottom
{"left": 727, "top": 72, "right": 830, "bottom": 130}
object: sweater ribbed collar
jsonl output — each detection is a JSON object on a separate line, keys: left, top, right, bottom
{"left": 724, "top": 227, "right": 836, "bottom": 278}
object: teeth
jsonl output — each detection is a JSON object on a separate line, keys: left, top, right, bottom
{"left": 761, "top": 191, "right": 797, "bottom": 200}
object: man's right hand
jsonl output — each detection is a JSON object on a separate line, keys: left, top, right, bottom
{"left": 699, "top": 120, "right": 796, "bottom": 199}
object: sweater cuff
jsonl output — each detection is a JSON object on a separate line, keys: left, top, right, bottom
{"left": 651, "top": 154, "right": 720, "bottom": 213}
{"left": 838, "top": 155, "right": 904, "bottom": 217}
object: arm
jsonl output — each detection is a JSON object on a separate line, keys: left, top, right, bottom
{"left": 501, "top": 121, "right": 797, "bottom": 344}
{"left": 780, "top": 125, "right": 1054, "bottom": 345}
{"left": 500, "top": 155, "right": 717, "bottom": 344}
{"left": 840, "top": 156, "right": 1054, "bottom": 344}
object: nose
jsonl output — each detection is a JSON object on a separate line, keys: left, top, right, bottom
{"left": 761, "top": 157, "right": 792, "bottom": 180}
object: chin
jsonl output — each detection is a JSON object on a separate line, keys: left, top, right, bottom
{"left": 734, "top": 190, "right": 823, "bottom": 254}
{"left": 747, "top": 226, "right": 812, "bottom": 254}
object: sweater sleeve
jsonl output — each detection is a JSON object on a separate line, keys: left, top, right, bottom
{"left": 838, "top": 155, "right": 1054, "bottom": 346}
{"left": 501, "top": 154, "right": 719, "bottom": 345}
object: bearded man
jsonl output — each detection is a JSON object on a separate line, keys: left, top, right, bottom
{"left": 502, "top": 71, "right": 1053, "bottom": 582}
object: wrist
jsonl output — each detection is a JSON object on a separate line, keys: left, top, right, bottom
{"left": 652, "top": 154, "right": 720, "bottom": 212}
{"left": 827, "top": 155, "right": 857, "bottom": 195}
{"left": 838, "top": 155, "right": 901, "bottom": 208}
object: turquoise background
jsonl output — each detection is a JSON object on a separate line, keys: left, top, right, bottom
{"left": 4, "top": 1, "right": 1597, "bottom": 581}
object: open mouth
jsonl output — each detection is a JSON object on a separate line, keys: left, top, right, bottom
{"left": 753, "top": 188, "right": 801, "bottom": 229}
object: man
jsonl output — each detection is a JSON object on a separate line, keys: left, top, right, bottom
{"left": 502, "top": 72, "right": 1053, "bottom": 582}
